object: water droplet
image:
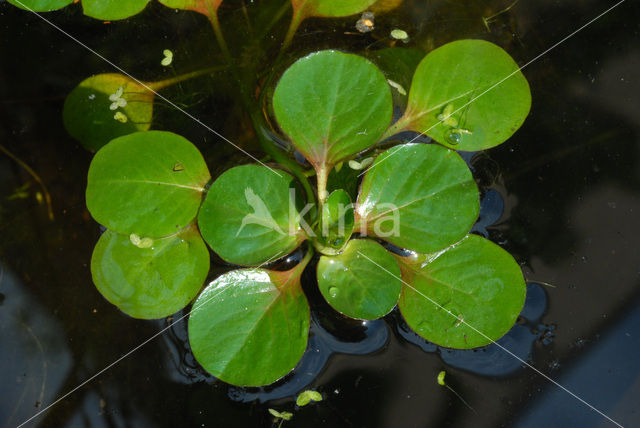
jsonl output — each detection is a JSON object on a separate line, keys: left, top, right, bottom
{"left": 329, "top": 287, "right": 339, "bottom": 298}
{"left": 331, "top": 237, "right": 344, "bottom": 248}
{"left": 446, "top": 130, "right": 461, "bottom": 145}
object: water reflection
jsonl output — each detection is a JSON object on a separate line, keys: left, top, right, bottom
{"left": 0, "top": 263, "right": 72, "bottom": 427}
{"left": 393, "top": 282, "right": 548, "bottom": 377}
{"left": 162, "top": 305, "right": 388, "bottom": 403}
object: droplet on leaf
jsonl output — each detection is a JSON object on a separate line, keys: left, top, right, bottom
{"left": 329, "top": 287, "right": 339, "bottom": 298}
{"left": 446, "top": 130, "right": 461, "bottom": 145}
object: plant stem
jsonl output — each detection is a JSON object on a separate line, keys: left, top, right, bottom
{"left": 258, "top": 1, "right": 292, "bottom": 39}
{"left": 315, "top": 165, "right": 329, "bottom": 205}
{"left": 282, "top": 6, "right": 305, "bottom": 52}
{"left": 147, "top": 65, "right": 228, "bottom": 91}
{"left": 0, "top": 144, "right": 54, "bottom": 221}
{"left": 379, "top": 113, "right": 413, "bottom": 141}
{"left": 208, "top": 8, "right": 231, "bottom": 61}
{"left": 248, "top": 109, "right": 315, "bottom": 206}
{"left": 295, "top": 245, "right": 314, "bottom": 272}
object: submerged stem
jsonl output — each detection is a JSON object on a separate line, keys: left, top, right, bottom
{"left": 248, "top": 109, "right": 315, "bottom": 206}
{"left": 147, "top": 65, "right": 228, "bottom": 91}
{"left": 0, "top": 144, "right": 54, "bottom": 221}
{"left": 282, "top": 6, "right": 305, "bottom": 52}
{"left": 208, "top": 8, "right": 231, "bottom": 61}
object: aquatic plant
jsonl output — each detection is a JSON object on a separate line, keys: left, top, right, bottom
{"left": 9, "top": 0, "right": 531, "bottom": 387}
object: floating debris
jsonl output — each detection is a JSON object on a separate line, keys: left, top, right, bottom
{"left": 268, "top": 408, "right": 293, "bottom": 427}
{"left": 356, "top": 11, "right": 375, "bottom": 33}
{"left": 113, "top": 111, "right": 128, "bottom": 123}
{"left": 387, "top": 79, "right": 407, "bottom": 95}
{"left": 437, "top": 371, "right": 476, "bottom": 413}
{"left": 161, "top": 49, "right": 173, "bottom": 66}
{"left": 348, "top": 157, "right": 374, "bottom": 170}
{"left": 390, "top": 28, "right": 409, "bottom": 42}
{"left": 437, "top": 104, "right": 459, "bottom": 128}
{"left": 109, "top": 86, "right": 127, "bottom": 110}
{"left": 129, "top": 233, "right": 153, "bottom": 249}
{"left": 296, "top": 390, "right": 323, "bottom": 407}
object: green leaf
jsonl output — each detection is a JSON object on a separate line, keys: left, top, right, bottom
{"left": 63, "top": 74, "right": 155, "bottom": 151}
{"left": 356, "top": 143, "right": 479, "bottom": 254}
{"left": 268, "top": 409, "right": 293, "bottom": 421}
{"left": 398, "top": 234, "right": 526, "bottom": 348}
{"left": 158, "top": 0, "right": 222, "bottom": 18}
{"left": 316, "top": 189, "right": 354, "bottom": 255}
{"left": 291, "top": 0, "right": 376, "bottom": 18}
{"left": 317, "top": 239, "right": 401, "bottom": 320}
{"left": 296, "top": 390, "right": 323, "bottom": 407}
{"left": 273, "top": 50, "right": 392, "bottom": 169}
{"left": 198, "top": 165, "right": 306, "bottom": 266}
{"left": 401, "top": 39, "right": 531, "bottom": 151}
{"left": 188, "top": 261, "right": 311, "bottom": 386}
{"left": 82, "top": 0, "right": 150, "bottom": 20}
{"left": 86, "top": 131, "right": 211, "bottom": 237}
{"left": 91, "top": 226, "right": 209, "bottom": 319}
{"left": 7, "top": 0, "right": 73, "bottom": 12}
{"left": 326, "top": 161, "right": 360, "bottom": 200}
{"left": 370, "top": 47, "right": 424, "bottom": 109}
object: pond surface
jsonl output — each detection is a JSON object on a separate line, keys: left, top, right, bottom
{"left": 1, "top": 0, "right": 639, "bottom": 427}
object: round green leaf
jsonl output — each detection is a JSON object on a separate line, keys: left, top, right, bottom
{"left": 273, "top": 50, "right": 392, "bottom": 168}
{"left": 158, "top": 0, "right": 222, "bottom": 17}
{"left": 398, "top": 234, "right": 526, "bottom": 348}
{"left": 8, "top": 0, "right": 73, "bottom": 12}
{"left": 291, "top": 0, "right": 376, "bottom": 17}
{"left": 198, "top": 165, "right": 306, "bottom": 266}
{"left": 316, "top": 189, "right": 354, "bottom": 254}
{"left": 91, "top": 226, "right": 209, "bottom": 319}
{"left": 82, "top": 0, "right": 150, "bottom": 20}
{"left": 404, "top": 39, "right": 531, "bottom": 151}
{"left": 86, "top": 131, "right": 211, "bottom": 237}
{"left": 188, "top": 266, "right": 310, "bottom": 386}
{"left": 356, "top": 143, "right": 479, "bottom": 254}
{"left": 63, "top": 74, "right": 154, "bottom": 151}
{"left": 317, "top": 239, "right": 401, "bottom": 320}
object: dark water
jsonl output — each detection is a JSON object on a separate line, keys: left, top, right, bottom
{"left": 1, "top": 0, "right": 639, "bottom": 427}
